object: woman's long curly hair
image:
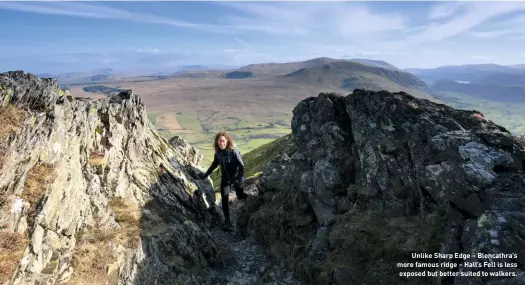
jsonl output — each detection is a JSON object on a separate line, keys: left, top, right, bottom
{"left": 213, "top": 131, "right": 235, "bottom": 153}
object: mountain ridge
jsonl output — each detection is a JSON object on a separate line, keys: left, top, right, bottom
{"left": 278, "top": 60, "right": 432, "bottom": 100}
{"left": 0, "top": 71, "right": 225, "bottom": 285}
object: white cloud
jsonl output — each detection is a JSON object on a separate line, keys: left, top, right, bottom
{"left": 471, "top": 55, "right": 493, "bottom": 60}
{"left": 428, "top": 2, "right": 463, "bottom": 20}
{"left": 0, "top": 2, "right": 232, "bottom": 34}
{"left": 217, "top": 2, "right": 408, "bottom": 39}
{"left": 223, "top": 49, "right": 241, "bottom": 53}
{"left": 335, "top": 5, "right": 407, "bottom": 36}
{"left": 469, "top": 14, "right": 525, "bottom": 39}
{"left": 234, "top": 37, "right": 251, "bottom": 48}
{"left": 219, "top": 2, "right": 313, "bottom": 25}
{"left": 216, "top": 2, "right": 315, "bottom": 35}
{"left": 136, "top": 48, "right": 160, "bottom": 53}
{"left": 399, "top": 2, "right": 525, "bottom": 46}
{"left": 359, "top": 51, "right": 384, "bottom": 56}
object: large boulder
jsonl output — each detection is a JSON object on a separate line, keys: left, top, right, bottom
{"left": 239, "top": 90, "right": 525, "bottom": 285}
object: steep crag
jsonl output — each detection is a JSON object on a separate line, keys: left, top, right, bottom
{"left": 239, "top": 90, "right": 525, "bottom": 285}
{"left": 0, "top": 71, "right": 225, "bottom": 285}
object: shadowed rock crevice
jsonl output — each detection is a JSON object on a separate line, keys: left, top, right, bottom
{"left": 131, "top": 172, "right": 220, "bottom": 285}
{"left": 237, "top": 89, "right": 525, "bottom": 285}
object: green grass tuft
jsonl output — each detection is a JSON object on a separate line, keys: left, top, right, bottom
{"left": 95, "top": 126, "right": 104, "bottom": 135}
{"left": 159, "top": 142, "right": 167, "bottom": 155}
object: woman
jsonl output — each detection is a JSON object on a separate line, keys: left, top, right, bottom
{"left": 199, "top": 131, "right": 248, "bottom": 230}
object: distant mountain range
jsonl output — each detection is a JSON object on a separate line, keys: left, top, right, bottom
{"left": 38, "top": 65, "right": 239, "bottom": 85}
{"left": 37, "top": 68, "right": 124, "bottom": 86}
{"left": 510, "top": 64, "right": 525, "bottom": 70}
{"left": 405, "top": 63, "right": 525, "bottom": 103}
{"left": 170, "top": 57, "right": 434, "bottom": 100}
{"left": 405, "top": 64, "right": 523, "bottom": 83}
{"left": 37, "top": 58, "right": 525, "bottom": 104}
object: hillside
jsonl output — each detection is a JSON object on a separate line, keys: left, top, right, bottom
{"left": 236, "top": 57, "right": 339, "bottom": 77}
{"left": 473, "top": 72, "right": 525, "bottom": 86}
{"left": 431, "top": 91, "right": 525, "bottom": 135}
{"left": 430, "top": 75, "right": 525, "bottom": 135}
{"left": 406, "top": 64, "right": 521, "bottom": 84}
{"left": 509, "top": 64, "right": 525, "bottom": 70}
{"left": 409, "top": 64, "right": 525, "bottom": 135}
{"left": 410, "top": 63, "right": 525, "bottom": 87}
{"left": 349, "top": 58, "right": 399, "bottom": 70}
{"left": 433, "top": 79, "right": 525, "bottom": 103}
{"left": 39, "top": 68, "right": 123, "bottom": 85}
{"left": 279, "top": 60, "right": 433, "bottom": 100}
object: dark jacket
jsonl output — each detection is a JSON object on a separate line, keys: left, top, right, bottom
{"left": 204, "top": 148, "right": 244, "bottom": 182}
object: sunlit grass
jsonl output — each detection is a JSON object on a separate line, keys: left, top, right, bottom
{"left": 434, "top": 91, "right": 525, "bottom": 135}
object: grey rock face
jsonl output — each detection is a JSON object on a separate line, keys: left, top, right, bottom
{"left": 0, "top": 71, "right": 221, "bottom": 285}
{"left": 241, "top": 90, "right": 525, "bottom": 285}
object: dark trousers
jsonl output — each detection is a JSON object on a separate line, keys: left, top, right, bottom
{"left": 220, "top": 179, "right": 247, "bottom": 222}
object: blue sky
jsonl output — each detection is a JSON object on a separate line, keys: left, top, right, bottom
{"left": 0, "top": 1, "right": 525, "bottom": 74}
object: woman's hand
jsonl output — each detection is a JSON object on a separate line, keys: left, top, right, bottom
{"left": 234, "top": 176, "right": 244, "bottom": 188}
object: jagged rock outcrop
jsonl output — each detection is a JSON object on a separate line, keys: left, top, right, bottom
{"left": 239, "top": 90, "right": 525, "bottom": 285}
{"left": 0, "top": 71, "right": 222, "bottom": 285}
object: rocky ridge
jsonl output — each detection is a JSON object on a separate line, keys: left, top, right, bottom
{"left": 0, "top": 71, "right": 221, "bottom": 285}
{"left": 0, "top": 71, "right": 301, "bottom": 285}
{"left": 238, "top": 90, "right": 525, "bottom": 285}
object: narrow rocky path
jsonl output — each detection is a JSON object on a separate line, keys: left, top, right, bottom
{"left": 204, "top": 185, "right": 304, "bottom": 285}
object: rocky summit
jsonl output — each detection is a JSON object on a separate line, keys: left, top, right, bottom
{"left": 239, "top": 90, "right": 525, "bottom": 285}
{"left": 1, "top": 71, "right": 525, "bottom": 285}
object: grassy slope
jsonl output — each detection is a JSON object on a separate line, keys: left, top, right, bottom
{"left": 434, "top": 91, "right": 525, "bottom": 135}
